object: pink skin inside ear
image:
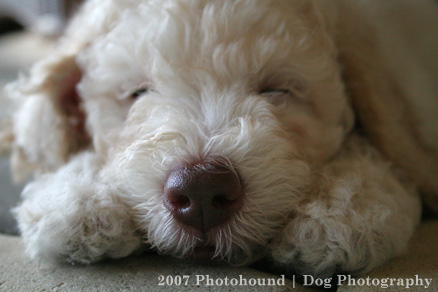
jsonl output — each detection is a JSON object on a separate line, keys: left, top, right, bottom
{"left": 57, "top": 69, "right": 90, "bottom": 151}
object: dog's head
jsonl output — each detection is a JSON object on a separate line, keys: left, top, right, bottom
{"left": 8, "top": 0, "right": 357, "bottom": 264}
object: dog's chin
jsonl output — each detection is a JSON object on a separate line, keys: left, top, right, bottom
{"left": 189, "top": 239, "right": 266, "bottom": 266}
{"left": 184, "top": 244, "right": 262, "bottom": 266}
{"left": 174, "top": 223, "right": 231, "bottom": 263}
{"left": 190, "top": 245, "right": 218, "bottom": 262}
{"left": 149, "top": 215, "right": 269, "bottom": 265}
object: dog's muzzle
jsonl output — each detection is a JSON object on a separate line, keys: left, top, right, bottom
{"left": 163, "top": 160, "right": 244, "bottom": 233}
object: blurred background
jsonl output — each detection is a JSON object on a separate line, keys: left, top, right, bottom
{"left": 0, "top": 0, "right": 82, "bottom": 35}
{"left": 0, "top": 0, "right": 83, "bottom": 234}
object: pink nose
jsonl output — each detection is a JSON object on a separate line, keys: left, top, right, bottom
{"left": 164, "top": 161, "right": 243, "bottom": 232}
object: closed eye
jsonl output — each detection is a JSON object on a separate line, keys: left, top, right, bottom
{"left": 259, "top": 88, "right": 290, "bottom": 95}
{"left": 131, "top": 88, "right": 149, "bottom": 99}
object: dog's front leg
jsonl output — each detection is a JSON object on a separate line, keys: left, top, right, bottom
{"left": 269, "top": 135, "right": 422, "bottom": 279}
{"left": 14, "top": 152, "right": 142, "bottom": 264}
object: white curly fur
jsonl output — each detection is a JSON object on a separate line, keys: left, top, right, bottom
{"left": 5, "top": 0, "right": 437, "bottom": 279}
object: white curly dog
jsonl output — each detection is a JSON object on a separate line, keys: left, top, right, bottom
{"left": 4, "top": 0, "right": 438, "bottom": 279}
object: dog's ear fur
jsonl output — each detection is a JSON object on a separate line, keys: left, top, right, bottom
{"left": 6, "top": 54, "right": 89, "bottom": 181}
{"left": 5, "top": 0, "right": 132, "bottom": 181}
{"left": 336, "top": 1, "right": 438, "bottom": 211}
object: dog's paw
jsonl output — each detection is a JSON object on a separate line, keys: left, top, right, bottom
{"left": 268, "top": 206, "right": 409, "bottom": 279}
{"left": 268, "top": 137, "right": 421, "bottom": 278}
{"left": 14, "top": 152, "right": 142, "bottom": 264}
{"left": 269, "top": 214, "right": 372, "bottom": 279}
{"left": 58, "top": 201, "right": 142, "bottom": 265}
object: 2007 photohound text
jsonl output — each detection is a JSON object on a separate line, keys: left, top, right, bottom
{"left": 157, "top": 274, "right": 433, "bottom": 289}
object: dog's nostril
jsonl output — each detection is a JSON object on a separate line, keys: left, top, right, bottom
{"left": 164, "top": 161, "right": 243, "bottom": 232}
{"left": 167, "top": 194, "right": 191, "bottom": 209}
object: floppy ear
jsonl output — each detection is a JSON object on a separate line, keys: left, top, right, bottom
{"left": 0, "top": 91, "right": 14, "bottom": 154}
{"left": 6, "top": 53, "right": 90, "bottom": 181}
{"left": 4, "top": 0, "right": 137, "bottom": 181}
{"left": 336, "top": 2, "right": 438, "bottom": 211}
